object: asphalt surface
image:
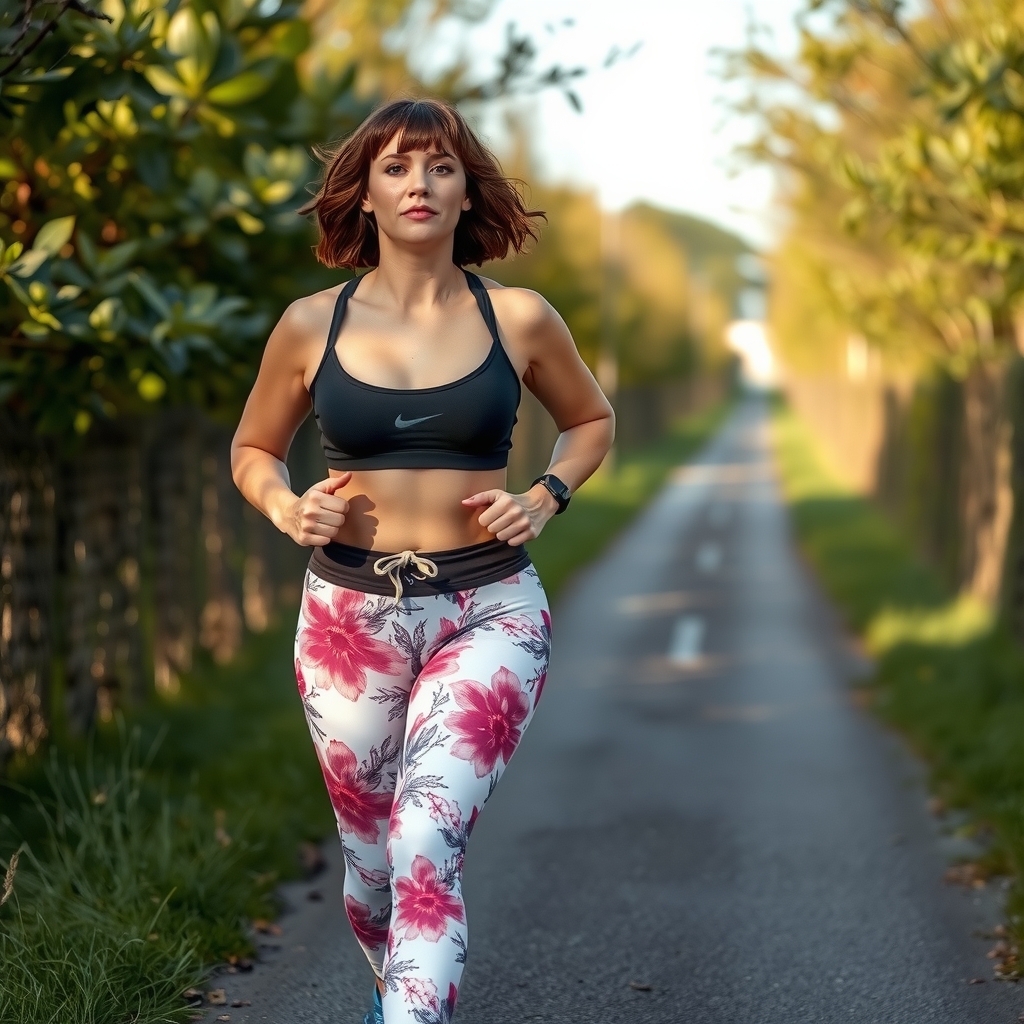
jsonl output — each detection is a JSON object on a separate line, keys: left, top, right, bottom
{"left": 211, "top": 397, "right": 1023, "bottom": 1023}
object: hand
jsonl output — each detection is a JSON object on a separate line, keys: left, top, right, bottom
{"left": 462, "top": 484, "right": 560, "bottom": 546}
{"left": 284, "top": 472, "right": 352, "bottom": 546}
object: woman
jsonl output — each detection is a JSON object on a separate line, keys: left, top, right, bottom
{"left": 231, "top": 98, "right": 614, "bottom": 1024}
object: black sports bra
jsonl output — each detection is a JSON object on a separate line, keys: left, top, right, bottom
{"left": 308, "top": 270, "right": 521, "bottom": 471}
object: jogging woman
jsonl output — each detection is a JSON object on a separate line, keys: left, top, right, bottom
{"left": 231, "top": 98, "right": 614, "bottom": 1024}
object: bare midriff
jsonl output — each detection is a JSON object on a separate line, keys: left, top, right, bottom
{"left": 326, "top": 467, "right": 507, "bottom": 552}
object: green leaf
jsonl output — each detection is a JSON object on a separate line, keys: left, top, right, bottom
{"left": 143, "top": 66, "right": 191, "bottom": 98}
{"left": 9, "top": 250, "right": 49, "bottom": 277}
{"left": 32, "top": 216, "right": 76, "bottom": 257}
{"left": 207, "top": 70, "right": 272, "bottom": 106}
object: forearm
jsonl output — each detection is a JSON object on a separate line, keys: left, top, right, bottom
{"left": 231, "top": 444, "right": 299, "bottom": 533}
{"left": 540, "top": 412, "right": 615, "bottom": 496}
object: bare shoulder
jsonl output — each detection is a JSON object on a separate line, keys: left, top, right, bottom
{"left": 475, "top": 276, "right": 564, "bottom": 340}
{"left": 262, "top": 284, "right": 343, "bottom": 372}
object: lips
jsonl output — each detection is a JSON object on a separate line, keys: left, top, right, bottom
{"left": 402, "top": 206, "right": 437, "bottom": 220}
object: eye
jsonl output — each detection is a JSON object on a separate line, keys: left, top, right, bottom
{"left": 431, "top": 163, "right": 455, "bottom": 175}
{"left": 385, "top": 163, "right": 405, "bottom": 175}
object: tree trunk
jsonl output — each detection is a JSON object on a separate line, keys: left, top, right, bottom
{"left": 959, "top": 361, "right": 1015, "bottom": 607}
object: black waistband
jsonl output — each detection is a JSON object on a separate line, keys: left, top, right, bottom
{"left": 308, "top": 538, "right": 532, "bottom": 596}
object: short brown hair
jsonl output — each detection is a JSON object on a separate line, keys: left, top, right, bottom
{"left": 299, "top": 98, "right": 545, "bottom": 269}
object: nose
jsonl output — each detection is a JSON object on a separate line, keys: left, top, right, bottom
{"left": 407, "top": 168, "right": 430, "bottom": 197}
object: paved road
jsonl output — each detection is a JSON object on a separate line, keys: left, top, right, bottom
{"left": 216, "top": 398, "right": 1022, "bottom": 1023}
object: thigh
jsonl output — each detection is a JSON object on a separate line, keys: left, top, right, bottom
{"left": 391, "top": 568, "right": 551, "bottom": 844}
{"left": 294, "top": 571, "right": 417, "bottom": 845}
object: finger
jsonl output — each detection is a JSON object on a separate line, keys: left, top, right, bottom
{"left": 317, "top": 494, "right": 350, "bottom": 515}
{"left": 494, "top": 518, "right": 530, "bottom": 541}
{"left": 320, "top": 472, "right": 352, "bottom": 493}
{"left": 308, "top": 508, "right": 345, "bottom": 529}
{"left": 486, "top": 509, "right": 524, "bottom": 536}
{"left": 462, "top": 490, "right": 501, "bottom": 507}
{"left": 503, "top": 530, "right": 531, "bottom": 547}
{"left": 477, "top": 499, "right": 514, "bottom": 529}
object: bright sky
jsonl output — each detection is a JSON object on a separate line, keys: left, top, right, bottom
{"left": 424, "top": 0, "right": 804, "bottom": 249}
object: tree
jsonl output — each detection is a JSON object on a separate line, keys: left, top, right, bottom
{"left": 0, "top": 0, "right": 371, "bottom": 437}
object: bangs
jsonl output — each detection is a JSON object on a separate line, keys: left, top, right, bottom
{"left": 300, "top": 97, "right": 545, "bottom": 269}
{"left": 370, "top": 102, "right": 458, "bottom": 160}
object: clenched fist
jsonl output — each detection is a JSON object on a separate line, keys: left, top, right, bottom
{"left": 462, "top": 484, "right": 559, "bottom": 546}
{"left": 285, "top": 472, "right": 352, "bottom": 546}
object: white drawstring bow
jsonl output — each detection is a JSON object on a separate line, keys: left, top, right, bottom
{"left": 372, "top": 549, "right": 439, "bottom": 602}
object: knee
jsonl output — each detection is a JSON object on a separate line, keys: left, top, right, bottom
{"left": 388, "top": 797, "right": 472, "bottom": 880}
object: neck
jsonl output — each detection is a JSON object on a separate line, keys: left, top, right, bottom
{"left": 367, "top": 235, "right": 466, "bottom": 311}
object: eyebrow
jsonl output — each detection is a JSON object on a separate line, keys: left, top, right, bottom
{"left": 378, "top": 151, "right": 454, "bottom": 161}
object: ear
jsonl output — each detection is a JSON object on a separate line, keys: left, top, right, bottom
{"left": 461, "top": 196, "right": 472, "bottom": 212}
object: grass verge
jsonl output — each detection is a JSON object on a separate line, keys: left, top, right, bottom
{"left": 529, "top": 398, "right": 732, "bottom": 600}
{"left": 1, "top": 395, "right": 731, "bottom": 1022}
{"left": 772, "top": 401, "right": 1024, "bottom": 975}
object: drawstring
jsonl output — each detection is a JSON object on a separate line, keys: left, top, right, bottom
{"left": 372, "top": 549, "right": 439, "bottom": 602}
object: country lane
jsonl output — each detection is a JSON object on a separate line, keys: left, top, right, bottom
{"left": 214, "top": 395, "right": 1022, "bottom": 1024}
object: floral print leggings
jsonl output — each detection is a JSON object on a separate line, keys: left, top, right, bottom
{"left": 293, "top": 563, "right": 550, "bottom": 1024}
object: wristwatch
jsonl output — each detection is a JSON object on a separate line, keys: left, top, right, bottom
{"left": 531, "top": 473, "right": 571, "bottom": 514}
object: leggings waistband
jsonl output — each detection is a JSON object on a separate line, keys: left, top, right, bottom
{"left": 308, "top": 538, "right": 532, "bottom": 598}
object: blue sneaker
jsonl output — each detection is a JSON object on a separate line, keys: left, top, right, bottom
{"left": 362, "top": 984, "right": 384, "bottom": 1024}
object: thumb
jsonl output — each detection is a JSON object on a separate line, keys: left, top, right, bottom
{"left": 318, "top": 472, "right": 352, "bottom": 493}
{"left": 462, "top": 490, "right": 499, "bottom": 507}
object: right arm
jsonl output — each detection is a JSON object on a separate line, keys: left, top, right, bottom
{"left": 230, "top": 296, "right": 351, "bottom": 547}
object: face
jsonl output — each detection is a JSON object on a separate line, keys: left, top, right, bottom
{"left": 361, "top": 130, "right": 472, "bottom": 250}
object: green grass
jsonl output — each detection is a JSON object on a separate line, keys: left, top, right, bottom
{"left": 772, "top": 402, "right": 1024, "bottom": 963}
{"left": 0, "top": 395, "right": 731, "bottom": 1021}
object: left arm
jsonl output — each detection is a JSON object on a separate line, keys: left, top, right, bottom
{"left": 462, "top": 288, "right": 615, "bottom": 545}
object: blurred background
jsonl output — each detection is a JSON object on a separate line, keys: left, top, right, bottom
{"left": 8, "top": 0, "right": 1024, "bottom": 1018}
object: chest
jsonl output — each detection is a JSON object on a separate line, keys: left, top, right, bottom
{"left": 334, "top": 299, "right": 498, "bottom": 391}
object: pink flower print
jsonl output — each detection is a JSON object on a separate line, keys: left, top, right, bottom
{"left": 299, "top": 588, "right": 405, "bottom": 700}
{"left": 542, "top": 608, "right": 552, "bottom": 636}
{"left": 426, "top": 793, "right": 460, "bottom": 826}
{"left": 295, "top": 658, "right": 309, "bottom": 698}
{"left": 533, "top": 669, "right": 547, "bottom": 708}
{"left": 344, "top": 895, "right": 389, "bottom": 951}
{"left": 393, "top": 855, "right": 465, "bottom": 941}
{"left": 388, "top": 807, "right": 404, "bottom": 842}
{"left": 316, "top": 740, "right": 393, "bottom": 844}
{"left": 420, "top": 618, "right": 472, "bottom": 680}
{"left": 499, "top": 573, "right": 521, "bottom": 585}
{"left": 401, "top": 976, "right": 439, "bottom": 1009}
{"left": 444, "top": 667, "right": 529, "bottom": 777}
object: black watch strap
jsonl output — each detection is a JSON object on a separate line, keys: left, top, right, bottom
{"left": 532, "top": 473, "right": 571, "bottom": 514}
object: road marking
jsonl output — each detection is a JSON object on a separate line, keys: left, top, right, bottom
{"left": 669, "top": 615, "right": 705, "bottom": 666}
{"left": 695, "top": 542, "right": 722, "bottom": 573}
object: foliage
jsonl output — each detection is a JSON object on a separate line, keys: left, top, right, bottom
{"left": 728, "top": 0, "right": 1024, "bottom": 373}
{"left": 0, "top": 734, "right": 263, "bottom": 1023}
{"left": 772, "top": 397, "right": 1024, "bottom": 970}
{"left": 491, "top": 184, "right": 744, "bottom": 386}
{"left": 0, "top": 0, "right": 370, "bottom": 437}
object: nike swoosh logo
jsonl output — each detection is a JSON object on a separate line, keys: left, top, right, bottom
{"left": 395, "top": 412, "right": 443, "bottom": 429}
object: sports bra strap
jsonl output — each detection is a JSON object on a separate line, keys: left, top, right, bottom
{"left": 462, "top": 270, "right": 501, "bottom": 345}
{"left": 310, "top": 276, "right": 361, "bottom": 397}
{"left": 327, "top": 276, "right": 361, "bottom": 352}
